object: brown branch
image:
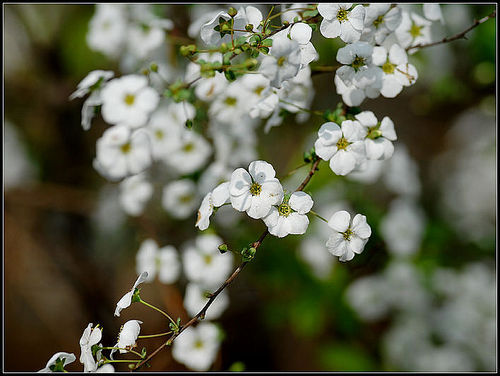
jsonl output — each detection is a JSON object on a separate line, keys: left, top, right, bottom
{"left": 133, "top": 158, "right": 322, "bottom": 370}
{"left": 407, "top": 10, "right": 496, "bottom": 52}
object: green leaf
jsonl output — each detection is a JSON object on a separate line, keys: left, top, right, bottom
{"left": 261, "top": 39, "right": 273, "bottom": 47}
{"left": 303, "top": 9, "right": 318, "bottom": 17}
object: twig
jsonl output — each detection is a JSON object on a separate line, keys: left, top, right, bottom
{"left": 407, "top": 10, "right": 496, "bottom": 52}
{"left": 132, "top": 158, "right": 322, "bottom": 370}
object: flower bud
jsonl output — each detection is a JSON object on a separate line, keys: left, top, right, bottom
{"left": 150, "top": 62, "right": 158, "bottom": 72}
{"left": 245, "top": 24, "right": 254, "bottom": 32}
{"left": 228, "top": 7, "right": 238, "bottom": 17}
{"left": 218, "top": 243, "right": 228, "bottom": 253}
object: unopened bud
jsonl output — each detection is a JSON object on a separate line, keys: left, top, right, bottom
{"left": 245, "top": 24, "right": 254, "bottom": 32}
{"left": 218, "top": 243, "right": 228, "bottom": 253}
{"left": 150, "top": 62, "right": 158, "bottom": 72}
{"left": 241, "top": 247, "right": 256, "bottom": 262}
{"left": 185, "top": 119, "right": 193, "bottom": 129}
{"left": 228, "top": 7, "right": 238, "bottom": 17}
{"left": 221, "top": 23, "right": 231, "bottom": 32}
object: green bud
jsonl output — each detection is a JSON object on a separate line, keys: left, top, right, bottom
{"left": 283, "top": 21, "right": 290, "bottom": 27}
{"left": 218, "top": 243, "right": 228, "bottom": 253}
{"left": 185, "top": 119, "right": 193, "bottom": 129}
{"left": 234, "top": 48, "right": 242, "bottom": 55}
{"left": 241, "top": 247, "right": 256, "bottom": 262}
{"left": 180, "top": 44, "right": 196, "bottom": 56}
{"left": 228, "top": 7, "right": 238, "bottom": 17}
{"left": 141, "top": 347, "right": 147, "bottom": 358}
{"left": 224, "top": 70, "right": 236, "bottom": 81}
{"left": 303, "top": 151, "right": 312, "bottom": 163}
{"left": 245, "top": 24, "right": 254, "bottom": 32}
{"left": 150, "top": 62, "right": 158, "bottom": 72}
{"left": 132, "top": 288, "right": 141, "bottom": 303}
{"left": 221, "top": 23, "right": 231, "bottom": 32}
{"left": 220, "top": 42, "right": 229, "bottom": 53}
{"left": 309, "top": 23, "right": 317, "bottom": 32}
{"left": 250, "top": 49, "right": 260, "bottom": 58}
{"left": 259, "top": 46, "right": 269, "bottom": 54}
{"left": 141, "top": 68, "right": 149, "bottom": 76}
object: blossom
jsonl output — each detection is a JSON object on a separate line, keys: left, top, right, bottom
{"left": 162, "top": 179, "right": 198, "bottom": 220}
{"left": 326, "top": 210, "right": 371, "bottom": 261}
{"left": 355, "top": 111, "right": 397, "bottom": 160}
{"left": 112, "top": 320, "right": 142, "bottom": 357}
{"left": 423, "top": 3, "right": 444, "bottom": 23}
{"left": 259, "top": 36, "right": 302, "bottom": 88}
{"left": 372, "top": 44, "right": 418, "bottom": 98}
{"left": 172, "top": 322, "right": 221, "bottom": 372}
{"left": 95, "top": 364, "right": 115, "bottom": 373}
{"left": 335, "top": 42, "right": 374, "bottom": 87}
{"left": 314, "top": 121, "right": 366, "bottom": 176}
{"left": 70, "top": 70, "right": 114, "bottom": 100}
{"left": 318, "top": 3, "right": 365, "bottom": 43}
{"left": 166, "top": 131, "right": 212, "bottom": 174}
{"left": 183, "top": 282, "right": 229, "bottom": 320}
{"left": 114, "top": 272, "right": 148, "bottom": 317}
{"left": 360, "top": 4, "right": 402, "bottom": 44}
{"left": 127, "top": 18, "right": 173, "bottom": 60}
{"left": 100, "top": 75, "right": 159, "bottom": 128}
{"left": 273, "top": 22, "right": 319, "bottom": 69}
{"left": 182, "top": 234, "right": 233, "bottom": 289}
{"left": 379, "top": 198, "right": 426, "bottom": 257}
{"left": 229, "top": 160, "right": 284, "bottom": 219}
{"left": 94, "top": 125, "right": 152, "bottom": 181}
{"left": 395, "top": 11, "right": 432, "bottom": 50}
{"left": 196, "top": 182, "right": 230, "bottom": 231}
{"left": 38, "top": 352, "right": 76, "bottom": 373}
{"left": 263, "top": 191, "right": 313, "bottom": 238}
{"left": 136, "top": 239, "right": 181, "bottom": 284}
{"left": 209, "top": 81, "right": 253, "bottom": 123}
{"left": 79, "top": 323, "right": 103, "bottom": 372}
{"left": 86, "top": 4, "right": 127, "bottom": 58}
{"left": 119, "top": 173, "right": 153, "bottom": 216}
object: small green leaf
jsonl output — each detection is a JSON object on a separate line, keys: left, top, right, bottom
{"left": 261, "top": 39, "right": 273, "bottom": 47}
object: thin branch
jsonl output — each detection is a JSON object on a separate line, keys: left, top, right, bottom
{"left": 407, "top": 10, "right": 496, "bottom": 52}
{"left": 132, "top": 158, "right": 322, "bottom": 371}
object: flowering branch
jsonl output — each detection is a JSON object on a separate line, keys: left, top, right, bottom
{"left": 133, "top": 157, "right": 322, "bottom": 371}
{"left": 407, "top": 10, "right": 496, "bottom": 52}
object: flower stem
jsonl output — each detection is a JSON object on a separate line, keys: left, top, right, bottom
{"left": 278, "top": 99, "right": 323, "bottom": 116}
{"left": 309, "top": 209, "right": 328, "bottom": 223}
{"left": 138, "top": 331, "right": 172, "bottom": 339}
{"left": 103, "top": 359, "right": 142, "bottom": 364}
{"left": 139, "top": 299, "right": 176, "bottom": 326}
{"left": 99, "top": 347, "right": 143, "bottom": 358}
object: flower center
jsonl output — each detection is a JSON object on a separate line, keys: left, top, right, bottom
{"left": 373, "top": 15, "right": 384, "bottom": 28}
{"left": 254, "top": 86, "right": 265, "bottom": 96}
{"left": 382, "top": 61, "right": 395, "bottom": 74}
{"left": 203, "top": 254, "right": 212, "bottom": 265}
{"left": 182, "top": 142, "right": 194, "bottom": 152}
{"left": 342, "top": 228, "right": 353, "bottom": 241}
{"left": 366, "top": 124, "right": 383, "bottom": 139}
{"left": 249, "top": 182, "right": 262, "bottom": 196}
{"left": 224, "top": 96, "right": 237, "bottom": 106}
{"left": 336, "top": 8, "right": 349, "bottom": 22}
{"left": 277, "top": 56, "right": 286, "bottom": 66}
{"left": 278, "top": 203, "right": 292, "bottom": 217}
{"left": 124, "top": 94, "right": 135, "bottom": 106}
{"left": 179, "top": 194, "right": 193, "bottom": 204}
{"left": 120, "top": 142, "right": 132, "bottom": 154}
{"left": 155, "top": 130, "right": 164, "bottom": 139}
{"left": 409, "top": 22, "right": 423, "bottom": 38}
{"left": 194, "top": 339, "right": 204, "bottom": 349}
{"left": 336, "top": 137, "right": 350, "bottom": 150}
{"left": 351, "top": 56, "right": 366, "bottom": 70}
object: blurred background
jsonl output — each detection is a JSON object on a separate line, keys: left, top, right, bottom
{"left": 4, "top": 3, "right": 496, "bottom": 372}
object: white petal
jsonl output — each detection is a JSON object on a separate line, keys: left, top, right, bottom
{"left": 372, "top": 46, "right": 388, "bottom": 66}
{"left": 246, "top": 195, "right": 273, "bottom": 219}
{"left": 290, "top": 23, "right": 312, "bottom": 44}
{"left": 328, "top": 210, "right": 351, "bottom": 232}
{"left": 330, "top": 149, "right": 357, "bottom": 175}
{"left": 287, "top": 212, "right": 309, "bottom": 235}
{"left": 317, "top": 122, "right": 342, "bottom": 145}
{"left": 348, "top": 235, "right": 367, "bottom": 254}
{"left": 352, "top": 214, "right": 372, "bottom": 238}
{"left": 212, "top": 182, "right": 230, "bottom": 207}
{"left": 326, "top": 233, "right": 348, "bottom": 256}
{"left": 354, "top": 111, "right": 378, "bottom": 128}
{"left": 380, "top": 116, "right": 397, "bottom": 140}
{"left": 317, "top": 4, "right": 341, "bottom": 20}
{"left": 348, "top": 5, "right": 366, "bottom": 31}
{"left": 389, "top": 44, "right": 407, "bottom": 65}
{"left": 261, "top": 179, "right": 284, "bottom": 205}
{"left": 248, "top": 160, "right": 276, "bottom": 183}
{"left": 336, "top": 66, "right": 356, "bottom": 86}
{"left": 314, "top": 139, "right": 338, "bottom": 161}
{"left": 289, "top": 191, "right": 313, "bottom": 214}
{"left": 320, "top": 18, "right": 341, "bottom": 39}
{"left": 423, "top": 4, "right": 443, "bottom": 23}
{"left": 229, "top": 168, "right": 252, "bottom": 196}
{"left": 230, "top": 191, "right": 252, "bottom": 212}
{"left": 340, "top": 20, "right": 361, "bottom": 43}
{"left": 365, "top": 138, "right": 386, "bottom": 160}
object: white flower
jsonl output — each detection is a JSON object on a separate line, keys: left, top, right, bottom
{"left": 360, "top": 4, "right": 402, "bottom": 45}
{"left": 326, "top": 210, "right": 371, "bottom": 261}
{"left": 209, "top": 81, "right": 252, "bottom": 123}
{"left": 79, "top": 323, "right": 103, "bottom": 372}
{"left": 335, "top": 41, "right": 374, "bottom": 87}
{"left": 263, "top": 191, "right": 313, "bottom": 238}
{"left": 166, "top": 131, "right": 212, "bottom": 174}
{"left": 100, "top": 75, "right": 159, "bottom": 128}
{"left": 115, "top": 320, "right": 142, "bottom": 354}
{"left": 314, "top": 120, "right": 366, "bottom": 176}
{"left": 94, "top": 125, "right": 152, "bottom": 181}
{"left": 38, "top": 352, "right": 76, "bottom": 373}
{"left": 355, "top": 111, "right": 397, "bottom": 160}
{"left": 372, "top": 44, "right": 418, "bottom": 97}
{"left": 318, "top": 3, "right": 365, "bottom": 43}
{"left": 229, "top": 160, "right": 284, "bottom": 219}
{"left": 114, "top": 272, "right": 148, "bottom": 317}
{"left": 136, "top": 239, "right": 181, "bottom": 284}
{"left": 119, "top": 173, "right": 153, "bottom": 216}
{"left": 273, "top": 23, "right": 318, "bottom": 69}
{"left": 182, "top": 234, "right": 233, "bottom": 289}
{"left": 172, "top": 322, "right": 221, "bottom": 372}
{"left": 127, "top": 18, "right": 173, "bottom": 60}
{"left": 259, "top": 36, "right": 302, "bottom": 88}
{"left": 200, "top": 6, "right": 262, "bottom": 46}
{"left": 395, "top": 11, "right": 432, "bottom": 50}
{"left": 196, "top": 182, "right": 230, "bottom": 231}
{"left": 379, "top": 198, "right": 425, "bottom": 257}
{"left": 95, "top": 364, "right": 115, "bottom": 373}
{"left": 162, "top": 179, "right": 198, "bottom": 220}
{"left": 86, "top": 4, "right": 127, "bottom": 58}
{"left": 70, "top": 70, "right": 114, "bottom": 100}
{"left": 183, "top": 282, "right": 229, "bottom": 320}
